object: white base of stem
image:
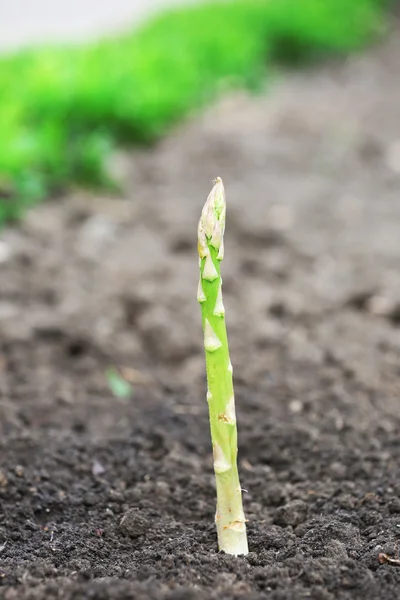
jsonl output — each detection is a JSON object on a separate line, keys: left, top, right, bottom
{"left": 217, "top": 527, "right": 249, "bottom": 556}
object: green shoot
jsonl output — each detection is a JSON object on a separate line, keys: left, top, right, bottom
{"left": 106, "top": 368, "right": 134, "bottom": 399}
{"left": 198, "top": 178, "right": 248, "bottom": 556}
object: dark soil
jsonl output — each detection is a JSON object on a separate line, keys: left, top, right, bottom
{"left": 2, "top": 27, "right": 400, "bottom": 600}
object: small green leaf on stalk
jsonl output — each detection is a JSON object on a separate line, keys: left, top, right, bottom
{"left": 106, "top": 368, "right": 133, "bottom": 399}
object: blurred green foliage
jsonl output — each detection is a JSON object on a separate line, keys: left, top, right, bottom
{"left": 0, "top": 0, "right": 385, "bottom": 225}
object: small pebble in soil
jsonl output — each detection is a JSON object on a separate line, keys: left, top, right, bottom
{"left": 367, "top": 295, "right": 394, "bottom": 316}
{"left": 274, "top": 499, "right": 308, "bottom": 528}
{"left": 119, "top": 509, "right": 150, "bottom": 538}
{"left": 289, "top": 399, "right": 303, "bottom": 414}
{"left": 92, "top": 460, "right": 106, "bottom": 476}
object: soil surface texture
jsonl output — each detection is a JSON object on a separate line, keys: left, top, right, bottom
{"left": 1, "top": 27, "right": 400, "bottom": 600}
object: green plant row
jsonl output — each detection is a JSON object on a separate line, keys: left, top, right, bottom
{"left": 0, "top": 0, "right": 385, "bottom": 225}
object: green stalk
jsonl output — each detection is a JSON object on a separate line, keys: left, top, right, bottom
{"left": 197, "top": 178, "right": 248, "bottom": 556}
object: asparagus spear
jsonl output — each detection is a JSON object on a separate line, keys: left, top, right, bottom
{"left": 197, "top": 177, "right": 248, "bottom": 556}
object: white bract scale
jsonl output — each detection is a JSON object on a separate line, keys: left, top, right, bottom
{"left": 202, "top": 254, "right": 219, "bottom": 282}
{"left": 213, "top": 283, "right": 225, "bottom": 317}
{"left": 217, "top": 239, "right": 224, "bottom": 261}
{"left": 204, "top": 319, "right": 222, "bottom": 352}
{"left": 225, "top": 395, "right": 236, "bottom": 424}
{"left": 207, "top": 390, "right": 212, "bottom": 402}
{"left": 197, "top": 278, "right": 206, "bottom": 303}
{"left": 210, "top": 218, "right": 224, "bottom": 251}
{"left": 197, "top": 218, "right": 208, "bottom": 259}
{"left": 213, "top": 443, "right": 231, "bottom": 474}
{"left": 218, "top": 395, "right": 236, "bottom": 424}
{"left": 228, "top": 360, "right": 233, "bottom": 373}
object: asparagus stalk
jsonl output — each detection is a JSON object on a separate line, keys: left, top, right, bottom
{"left": 197, "top": 177, "right": 248, "bottom": 556}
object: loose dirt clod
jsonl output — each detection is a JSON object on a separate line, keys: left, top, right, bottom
{"left": 119, "top": 510, "right": 150, "bottom": 538}
{"left": 274, "top": 500, "right": 308, "bottom": 528}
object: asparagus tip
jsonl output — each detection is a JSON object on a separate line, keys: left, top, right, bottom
{"left": 198, "top": 177, "right": 226, "bottom": 259}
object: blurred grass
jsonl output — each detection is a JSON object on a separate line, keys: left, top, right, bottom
{"left": 0, "top": 0, "right": 386, "bottom": 225}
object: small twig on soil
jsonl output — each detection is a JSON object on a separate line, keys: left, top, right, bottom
{"left": 378, "top": 553, "right": 400, "bottom": 567}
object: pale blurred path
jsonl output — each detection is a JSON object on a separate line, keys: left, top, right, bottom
{"left": 0, "top": 0, "right": 199, "bottom": 51}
